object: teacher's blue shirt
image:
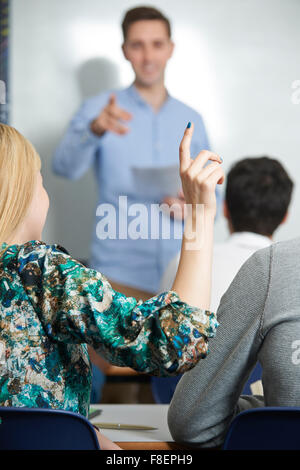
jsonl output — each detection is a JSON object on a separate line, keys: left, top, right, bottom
{"left": 53, "top": 84, "right": 218, "bottom": 292}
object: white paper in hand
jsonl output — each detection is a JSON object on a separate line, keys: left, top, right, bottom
{"left": 131, "top": 165, "right": 181, "bottom": 199}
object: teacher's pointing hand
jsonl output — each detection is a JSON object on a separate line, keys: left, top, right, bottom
{"left": 90, "top": 94, "right": 132, "bottom": 137}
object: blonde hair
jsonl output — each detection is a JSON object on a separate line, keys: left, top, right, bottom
{"left": 0, "top": 123, "right": 41, "bottom": 244}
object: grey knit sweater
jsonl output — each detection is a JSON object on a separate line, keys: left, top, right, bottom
{"left": 168, "top": 237, "right": 300, "bottom": 448}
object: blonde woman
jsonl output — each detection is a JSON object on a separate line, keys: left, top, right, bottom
{"left": 0, "top": 122, "right": 223, "bottom": 449}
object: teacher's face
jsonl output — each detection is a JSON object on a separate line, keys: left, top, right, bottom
{"left": 122, "top": 20, "right": 174, "bottom": 87}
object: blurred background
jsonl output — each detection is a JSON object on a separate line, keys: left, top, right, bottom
{"left": 2, "top": 0, "right": 298, "bottom": 262}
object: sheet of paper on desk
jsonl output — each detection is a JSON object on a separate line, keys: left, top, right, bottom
{"left": 90, "top": 404, "right": 172, "bottom": 443}
{"left": 131, "top": 165, "right": 181, "bottom": 199}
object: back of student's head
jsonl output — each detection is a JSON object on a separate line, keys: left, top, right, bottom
{"left": 0, "top": 123, "right": 41, "bottom": 244}
{"left": 225, "top": 156, "right": 293, "bottom": 237}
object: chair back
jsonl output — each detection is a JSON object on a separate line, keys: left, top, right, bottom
{"left": 223, "top": 407, "right": 300, "bottom": 450}
{"left": 0, "top": 407, "right": 100, "bottom": 450}
{"left": 151, "top": 376, "right": 182, "bottom": 404}
{"left": 242, "top": 362, "right": 262, "bottom": 394}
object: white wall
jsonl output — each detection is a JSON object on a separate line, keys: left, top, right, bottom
{"left": 11, "top": 0, "right": 300, "bottom": 261}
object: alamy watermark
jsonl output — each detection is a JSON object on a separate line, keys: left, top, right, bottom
{"left": 291, "top": 340, "right": 300, "bottom": 365}
{"left": 95, "top": 196, "right": 205, "bottom": 249}
{"left": 0, "top": 80, "right": 6, "bottom": 105}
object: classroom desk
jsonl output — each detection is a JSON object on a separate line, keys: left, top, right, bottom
{"left": 90, "top": 404, "right": 193, "bottom": 450}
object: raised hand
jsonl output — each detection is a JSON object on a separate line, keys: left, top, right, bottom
{"left": 90, "top": 94, "right": 132, "bottom": 137}
{"left": 179, "top": 122, "right": 224, "bottom": 218}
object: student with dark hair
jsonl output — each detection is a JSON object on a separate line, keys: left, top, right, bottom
{"left": 167, "top": 157, "right": 300, "bottom": 448}
{"left": 157, "top": 156, "right": 293, "bottom": 404}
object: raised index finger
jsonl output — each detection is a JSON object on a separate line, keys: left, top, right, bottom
{"left": 179, "top": 122, "right": 193, "bottom": 173}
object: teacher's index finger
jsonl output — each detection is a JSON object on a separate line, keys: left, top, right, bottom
{"left": 179, "top": 122, "right": 193, "bottom": 173}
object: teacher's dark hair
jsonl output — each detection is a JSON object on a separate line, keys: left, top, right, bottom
{"left": 225, "top": 156, "right": 293, "bottom": 236}
{"left": 122, "top": 6, "right": 171, "bottom": 41}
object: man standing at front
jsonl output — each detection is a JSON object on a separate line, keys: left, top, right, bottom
{"left": 53, "top": 6, "right": 212, "bottom": 301}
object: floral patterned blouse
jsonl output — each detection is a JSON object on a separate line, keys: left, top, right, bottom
{"left": 0, "top": 240, "right": 218, "bottom": 417}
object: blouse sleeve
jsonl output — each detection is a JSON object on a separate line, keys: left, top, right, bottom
{"left": 18, "top": 242, "right": 218, "bottom": 377}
